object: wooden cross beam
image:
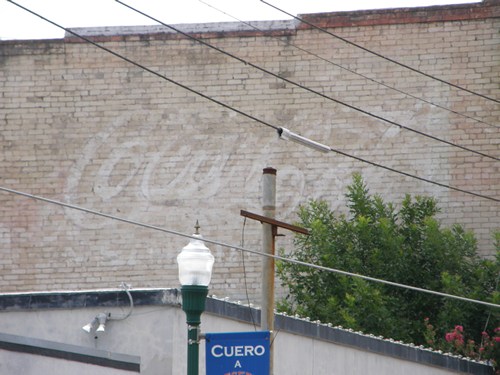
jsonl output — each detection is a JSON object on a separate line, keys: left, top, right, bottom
{"left": 240, "top": 210, "right": 309, "bottom": 236}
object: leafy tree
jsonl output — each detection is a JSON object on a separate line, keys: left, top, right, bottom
{"left": 277, "top": 173, "right": 499, "bottom": 357}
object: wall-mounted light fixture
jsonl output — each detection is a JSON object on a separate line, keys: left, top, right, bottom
{"left": 82, "top": 317, "right": 97, "bottom": 333}
{"left": 277, "top": 127, "right": 331, "bottom": 153}
{"left": 82, "top": 283, "right": 134, "bottom": 336}
{"left": 96, "top": 313, "right": 108, "bottom": 332}
{"left": 82, "top": 312, "right": 109, "bottom": 333}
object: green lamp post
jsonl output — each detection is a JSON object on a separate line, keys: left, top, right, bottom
{"left": 177, "top": 222, "right": 214, "bottom": 375}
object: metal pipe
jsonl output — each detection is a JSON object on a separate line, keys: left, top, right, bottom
{"left": 261, "top": 167, "right": 276, "bottom": 375}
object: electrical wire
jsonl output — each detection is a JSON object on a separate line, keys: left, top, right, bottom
{"left": 109, "top": 282, "right": 134, "bottom": 321}
{"left": 0, "top": 185, "right": 498, "bottom": 310}
{"left": 116, "top": 0, "right": 499, "bottom": 162}
{"left": 260, "top": 0, "right": 500, "bottom": 105}
{"left": 6, "top": 0, "right": 499, "bottom": 203}
{"left": 197, "top": 0, "right": 499, "bottom": 130}
{"left": 325, "top": 144, "right": 498, "bottom": 202}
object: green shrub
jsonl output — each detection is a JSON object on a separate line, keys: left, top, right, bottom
{"left": 277, "top": 173, "right": 499, "bottom": 365}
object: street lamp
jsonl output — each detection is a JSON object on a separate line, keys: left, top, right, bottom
{"left": 177, "top": 222, "right": 214, "bottom": 375}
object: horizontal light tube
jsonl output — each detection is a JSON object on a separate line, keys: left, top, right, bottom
{"left": 278, "top": 127, "right": 331, "bottom": 153}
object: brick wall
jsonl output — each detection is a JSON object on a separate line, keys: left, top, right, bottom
{"left": 0, "top": 1, "right": 498, "bottom": 302}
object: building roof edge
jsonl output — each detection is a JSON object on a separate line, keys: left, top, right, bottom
{"left": 0, "top": 289, "right": 493, "bottom": 374}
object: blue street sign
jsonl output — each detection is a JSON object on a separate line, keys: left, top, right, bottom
{"left": 205, "top": 331, "right": 270, "bottom": 375}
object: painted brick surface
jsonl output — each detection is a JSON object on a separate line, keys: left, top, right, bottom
{"left": 0, "top": 2, "right": 498, "bottom": 302}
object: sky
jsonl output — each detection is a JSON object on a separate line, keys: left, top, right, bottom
{"left": 0, "top": 0, "right": 481, "bottom": 40}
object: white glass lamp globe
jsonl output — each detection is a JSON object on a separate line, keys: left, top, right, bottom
{"left": 177, "top": 230, "right": 214, "bottom": 287}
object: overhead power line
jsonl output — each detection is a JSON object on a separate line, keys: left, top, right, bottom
{"left": 323, "top": 137, "right": 499, "bottom": 203}
{"left": 7, "top": 0, "right": 499, "bottom": 203}
{"left": 116, "top": 0, "right": 499, "bottom": 162}
{"left": 0, "top": 185, "right": 498, "bottom": 310}
{"left": 260, "top": 0, "right": 500, "bottom": 105}
{"left": 198, "top": 0, "right": 499, "bottom": 130}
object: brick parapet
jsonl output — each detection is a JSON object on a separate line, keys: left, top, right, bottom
{"left": 58, "top": 0, "right": 497, "bottom": 43}
{"left": 299, "top": 1, "right": 500, "bottom": 29}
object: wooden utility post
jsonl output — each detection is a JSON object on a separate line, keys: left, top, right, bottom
{"left": 240, "top": 167, "right": 309, "bottom": 375}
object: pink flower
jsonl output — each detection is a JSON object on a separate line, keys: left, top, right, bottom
{"left": 445, "top": 333, "right": 454, "bottom": 343}
{"left": 455, "top": 325, "right": 464, "bottom": 333}
{"left": 494, "top": 336, "right": 500, "bottom": 343}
